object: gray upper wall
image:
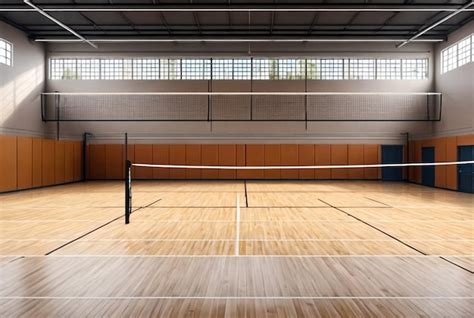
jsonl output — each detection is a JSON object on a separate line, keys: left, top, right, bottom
{"left": 0, "top": 21, "right": 54, "bottom": 138}
{"left": 45, "top": 40, "right": 436, "bottom": 143}
{"left": 433, "top": 21, "right": 474, "bottom": 139}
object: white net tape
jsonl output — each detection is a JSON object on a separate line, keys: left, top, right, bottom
{"left": 132, "top": 161, "right": 474, "bottom": 170}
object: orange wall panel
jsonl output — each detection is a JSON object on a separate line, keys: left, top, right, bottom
{"left": 185, "top": 145, "right": 201, "bottom": 179}
{"left": 88, "top": 144, "right": 106, "bottom": 180}
{"left": 280, "top": 144, "right": 299, "bottom": 179}
{"left": 413, "top": 140, "right": 422, "bottom": 183}
{"left": 73, "top": 141, "right": 82, "bottom": 181}
{"left": 218, "top": 145, "right": 236, "bottom": 179}
{"left": 105, "top": 144, "right": 124, "bottom": 179}
{"left": 446, "top": 137, "right": 457, "bottom": 190}
{"left": 42, "top": 139, "right": 55, "bottom": 186}
{"left": 17, "top": 136, "right": 33, "bottom": 190}
{"left": 264, "top": 144, "right": 281, "bottom": 179}
{"left": 331, "top": 144, "right": 348, "bottom": 179}
{"left": 315, "top": 145, "right": 331, "bottom": 179}
{"left": 434, "top": 138, "right": 447, "bottom": 188}
{"left": 54, "top": 141, "right": 65, "bottom": 184}
{"left": 153, "top": 144, "right": 169, "bottom": 179}
{"left": 298, "top": 144, "right": 314, "bottom": 179}
{"left": 348, "top": 144, "right": 364, "bottom": 179}
{"left": 0, "top": 135, "right": 17, "bottom": 192}
{"left": 456, "top": 134, "right": 474, "bottom": 146}
{"left": 64, "top": 141, "right": 75, "bottom": 183}
{"left": 236, "top": 144, "right": 246, "bottom": 179}
{"left": 134, "top": 144, "right": 153, "bottom": 179}
{"left": 201, "top": 145, "right": 219, "bottom": 179}
{"left": 32, "top": 138, "right": 42, "bottom": 187}
{"left": 169, "top": 144, "right": 187, "bottom": 179}
{"left": 363, "top": 145, "right": 380, "bottom": 180}
{"left": 243, "top": 145, "right": 264, "bottom": 179}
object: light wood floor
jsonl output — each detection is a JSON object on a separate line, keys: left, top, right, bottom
{"left": 0, "top": 180, "right": 472, "bottom": 317}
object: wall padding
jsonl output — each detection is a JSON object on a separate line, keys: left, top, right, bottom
{"left": 218, "top": 145, "right": 236, "bottom": 179}
{"left": 17, "top": 136, "right": 33, "bottom": 190}
{"left": 185, "top": 145, "right": 201, "bottom": 179}
{"left": 330, "top": 144, "right": 348, "bottom": 179}
{"left": 298, "top": 144, "right": 315, "bottom": 180}
{"left": 281, "top": 144, "right": 299, "bottom": 179}
{"left": 0, "top": 135, "right": 18, "bottom": 192}
{"left": 347, "top": 145, "right": 364, "bottom": 180}
{"left": 264, "top": 144, "right": 281, "bottom": 179}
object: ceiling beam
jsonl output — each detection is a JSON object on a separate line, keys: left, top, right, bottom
{"left": 397, "top": 1, "right": 473, "bottom": 47}
{"left": 23, "top": 0, "right": 97, "bottom": 48}
{"left": 3, "top": 4, "right": 474, "bottom": 12}
{"left": 34, "top": 37, "right": 444, "bottom": 43}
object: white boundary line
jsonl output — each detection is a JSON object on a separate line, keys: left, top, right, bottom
{"left": 0, "top": 296, "right": 471, "bottom": 300}
{"left": 3, "top": 255, "right": 471, "bottom": 258}
{"left": 133, "top": 161, "right": 474, "bottom": 170}
{"left": 235, "top": 194, "right": 241, "bottom": 256}
{"left": 1, "top": 239, "right": 472, "bottom": 242}
{"left": 42, "top": 92, "right": 442, "bottom": 96}
{"left": 5, "top": 219, "right": 470, "bottom": 223}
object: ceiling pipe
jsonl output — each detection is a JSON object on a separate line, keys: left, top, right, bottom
{"left": 34, "top": 38, "right": 444, "bottom": 43}
{"left": 23, "top": 0, "right": 98, "bottom": 49}
{"left": 3, "top": 5, "right": 474, "bottom": 12}
{"left": 397, "top": 1, "right": 474, "bottom": 48}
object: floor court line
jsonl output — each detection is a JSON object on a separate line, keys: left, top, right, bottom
{"left": 44, "top": 198, "right": 162, "bottom": 255}
{"left": 1, "top": 296, "right": 472, "bottom": 300}
{"left": 2, "top": 239, "right": 471, "bottom": 242}
{"left": 2, "top": 255, "right": 471, "bottom": 258}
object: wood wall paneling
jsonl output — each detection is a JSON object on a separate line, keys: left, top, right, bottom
{"left": 298, "top": 144, "right": 314, "bottom": 179}
{"left": 169, "top": 145, "right": 186, "bottom": 179}
{"left": 73, "top": 141, "right": 82, "bottom": 181}
{"left": 105, "top": 144, "right": 124, "bottom": 179}
{"left": 363, "top": 144, "right": 380, "bottom": 180}
{"left": 152, "top": 144, "right": 170, "bottom": 179}
{"left": 41, "top": 139, "right": 55, "bottom": 186}
{"left": 32, "top": 138, "right": 42, "bottom": 187}
{"left": 16, "top": 136, "right": 33, "bottom": 190}
{"left": 244, "top": 145, "right": 264, "bottom": 179}
{"left": 64, "top": 141, "right": 75, "bottom": 183}
{"left": 185, "top": 144, "right": 201, "bottom": 179}
{"left": 413, "top": 140, "right": 422, "bottom": 184}
{"left": 446, "top": 137, "right": 458, "bottom": 190}
{"left": 264, "top": 144, "right": 281, "bottom": 179}
{"left": 0, "top": 135, "right": 17, "bottom": 192}
{"left": 456, "top": 134, "right": 474, "bottom": 146}
{"left": 218, "top": 145, "right": 236, "bottom": 179}
{"left": 201, "top": 145, "right": 219, "bottom": 179}
{"left": 331, "top": 144, "right": 348, "bottom": 179}
{"left": 88, "top": 144, "right": 106, "bottom": 180}
{"left": 235, "top": 145, "right": 246, "bottom": 179}
{"left": 348, "top": 144, "right": 364, "bottom": 179}
{"left": 315, "top": 145, "right": 331, "bottom": 179}
{"left": 434, "top": 138, "right": 447, "bottom": 188}
{"left": 134, "top": 144, "right": 153, "bottom": 179}
{"left": 54, "top": 141, "right": 66, "bottom": 184}
{"left": 280, "top": 144, "right": 299, "bottom": 179}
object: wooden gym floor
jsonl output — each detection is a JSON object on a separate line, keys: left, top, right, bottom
{"left": 0, "top": 180, "right": 472, "bottom": 317}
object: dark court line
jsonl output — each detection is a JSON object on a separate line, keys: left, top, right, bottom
{"left": 44, "top": 198, "right": 162, "bottom": 255}
{"left": 320, "top": 199, "right": 472, "bottom": 274}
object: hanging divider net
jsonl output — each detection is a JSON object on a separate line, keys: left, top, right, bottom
{"left": 41, "top": 92, "right": 442, "bottom": 122}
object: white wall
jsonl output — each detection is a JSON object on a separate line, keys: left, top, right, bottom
{"left": 433, "top": 21, "right": 474, "bottom": 138}
{"left": 46, "top": 40, "right": 435, "bottom": 144}
{"left": 0, "top": 21, "right": 52, "bottom": 137}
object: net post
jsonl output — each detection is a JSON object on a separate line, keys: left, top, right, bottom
{"left": 125, "top": 160, "right": 132, "bottom": 224}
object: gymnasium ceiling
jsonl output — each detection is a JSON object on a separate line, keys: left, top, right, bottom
{"left": 0, "top": 1, "right": 473, "bottom": 42}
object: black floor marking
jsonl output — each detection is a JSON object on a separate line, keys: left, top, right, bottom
{"left": 244, "top": 180, "right": 249, "bottom": 208}
{"left": 439, "top": 256, "right": 473, "bottom": 274}
{"left": 320, "top": 199, "right": 473, "bottom": 274}
{"left": 44, "top": 198, "right": 162, "bottom": 256}
{"left": 364, "top": 197, "right": 393, "bottom": 208}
